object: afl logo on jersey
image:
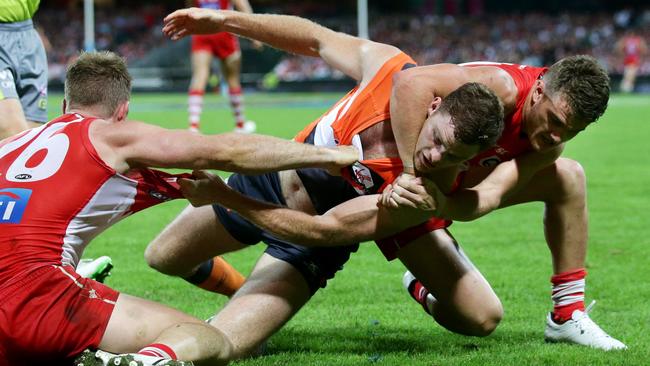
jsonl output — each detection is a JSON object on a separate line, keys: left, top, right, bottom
{"left": 0, "top": 188, "right": 32, "bottom": 224}
{"left": 149, "top": 190, "right": 171, "bottom": 201}
{"left": 14, "top": 174, "right": 32, "bottom": 180}
{"left": 479, "top": 156, "right": 502, "bottom": 168}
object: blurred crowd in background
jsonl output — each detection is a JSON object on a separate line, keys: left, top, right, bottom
{"left": 35, "top": 3, "right": 649, "bottom": 84}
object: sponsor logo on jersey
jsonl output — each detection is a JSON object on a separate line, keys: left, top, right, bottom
{"left": 351, "top": 162, "right": 374, "bottom": 194}
{"left": 0, "top": 188, "right": 32, "bottom": 224}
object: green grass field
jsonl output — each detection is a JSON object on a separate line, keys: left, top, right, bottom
{"left": 50, "top": 92, "right": 650, "bottom": 365}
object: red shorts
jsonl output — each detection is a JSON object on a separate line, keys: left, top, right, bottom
{"left": 624, "top": 56, "right": 641, "bottom": 67}
{"left": 0, "top": 265, "right": 119, "bottom": 365}
{"left": 191, "top": 32, "right": 239, "bottom": 59}
{"left": 375, "top": 216, "right": 452, "bottom": 261}
{"left": 374, "top": 171, "right": 465, "bottom": 261}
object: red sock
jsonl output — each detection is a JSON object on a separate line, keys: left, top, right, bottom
{"left": 228, "top": 86, "right": 245, "bottom": 127}
{"left": 188, "top": 89, "right": 204, "bottom": 130}
{"left": 551, "top": 268, "right": 586, "bottom": 323}
{"left": 138, "top": 343, "right": 177, "bottom": 360}
{"left": 409, "top": 279, "right": 432, "bottom": 315}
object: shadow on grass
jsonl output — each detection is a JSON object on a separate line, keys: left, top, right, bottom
{"left": 260, "top": 324, "right": 540, "bottom": 358}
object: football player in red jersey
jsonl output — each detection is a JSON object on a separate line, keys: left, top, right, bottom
{"left": 0, "top": 51, "right": 358, "bottom": 365}
{"left": 158, "top": 7, "right": 625, "bottom": 355}
{"left": 187, "top": 0, "right": 262, "bottom": 133}
{"left": 616, "top": 28, "right": 647, "bottom": 93}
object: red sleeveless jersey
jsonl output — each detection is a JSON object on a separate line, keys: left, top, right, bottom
{"left": 622, "top": 36, "right": 643, "bottom": 66}
{"left": 0, "top": 114, "right": 186, "bottom": 283}
{"left": 461, "top": 62, "right": 547, "bottom": 169}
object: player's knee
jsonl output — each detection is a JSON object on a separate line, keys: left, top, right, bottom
{"left": 144, "top": 240, "right": 183, "bottom": 276}
{"left": 554, "top": 158, "right": 586, "bottom": 198}
{"left": 475, "top": 308, "right": 503, "bottom": 337}
{"left": 468, "top": 303, "right": 503, "bottom": 337}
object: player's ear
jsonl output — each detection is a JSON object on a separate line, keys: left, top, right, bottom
{"left": 114, "top": 101, "right": 129, "bottom": 122}
{"left": 62, "top": 99, "right": 67, "bottom": 114}
{"left": 427, "top": 97, "right": 443, "bottom": 117}
{"left": 531, "top": 79, "right": 545, "bottom": 105}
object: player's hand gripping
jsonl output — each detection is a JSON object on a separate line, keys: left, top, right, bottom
{"left": 324, "top": 145, "right": 360, "bottom": 176}
{"left": 163, "top": 8, "right": 227, "bottom": 40}
{"left": 379, "top": 173, "right": 447, "bottom": 215}
{"left": 178, "top": 170, "right": 231, "bottom": 207}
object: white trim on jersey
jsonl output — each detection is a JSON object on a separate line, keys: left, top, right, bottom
{"left": 61, "top": 175, "right": 138, "bottom": 267}
{"left": 313, "top": 89, "right": 364, "bottom": 160}
{"left": 459, "top": 61, "right": 515, "bottom": 66}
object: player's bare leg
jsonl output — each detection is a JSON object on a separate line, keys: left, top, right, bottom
{"left": 0, "top": 98, "right": 30, "bottom": 139}
{"left": 208, "top": 253, "right": 311, "bottom": 359}
{"left": 145, "top": 204, "right": 246, "bottom": 295}
{"left": 407, "top": 157, "right": 625, "bottom": 349}
{"left": 492, "top": 157, "right": 626, "bottom": 349}
{"left": 494, "top": 157, "right": 587, "bottom": 274}
{"left": 398, "top": 229, "right": 503, "bottom": 336}
{"left": 221, "top": 52, "right": 255, "bottom": 133}
{"left": 620, "top": 65, "right": 638, "bottom": 93}
{"left": 188, "top": 51, "right": 212, "bottom": 132}
{"left": 95, "top": 293, "right": 233, "bottom": 365}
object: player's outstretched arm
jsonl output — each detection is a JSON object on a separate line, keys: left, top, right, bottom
{"left": 179, "top": 171, "right": 431, "bottom": 246}
{"left": 95, "top": 120, "right": 358, "bottom": 174}
{"left": 231, "top": 0, "right": 263, "bottom": 49}
{"left": 163, "top": 8, "right": 400, "bottom": 81}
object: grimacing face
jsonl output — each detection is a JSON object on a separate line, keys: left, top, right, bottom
{"left": 414, "top": 111, "right": 481, "bottom": 174}
{"left": 524, "top": 83, "right": 589, "bottom": 151}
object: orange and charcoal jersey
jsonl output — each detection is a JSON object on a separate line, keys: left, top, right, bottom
{"left": 294, "top": 52, "right": 414, "bottom": 196}
{"left": 292, "top": 52, "right": 453, "bottom": 255}
{"left": 294, "top": 54, "right": 547, "bottom": 260}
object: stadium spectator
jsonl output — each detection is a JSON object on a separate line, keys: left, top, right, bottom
{"left": 0, "top": 0, "right": 48, "bottom": 139}
{"left": 187, "top": 0, "right": 262, "bottom": 134}
{"left": 0, "top": 50, "right": 358, "bottom": 365}
{"left": 33, "top": 4, "right": 650, "bottom": 83}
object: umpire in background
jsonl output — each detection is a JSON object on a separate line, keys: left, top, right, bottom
{"left": 0, "top": 0, "right": 48, "bottom": 139}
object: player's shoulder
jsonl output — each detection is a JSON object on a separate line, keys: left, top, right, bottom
{"left": 462, "top": 63, "right": 518, "bottom": 107}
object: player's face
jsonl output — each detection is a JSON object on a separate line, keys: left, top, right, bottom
{"left": 525, "top": 88, "right": 588, "bottom": 151}
{"left": 414, "top": 113, "right": 480, "bottom": 174}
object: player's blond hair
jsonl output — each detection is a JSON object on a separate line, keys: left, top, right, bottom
{"left": 65, "top": 51, "right": 132, "bottom": 117}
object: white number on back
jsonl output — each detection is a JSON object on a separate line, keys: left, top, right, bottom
{"left": 1, "top": 122, "right": 74, "bottom": 182}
